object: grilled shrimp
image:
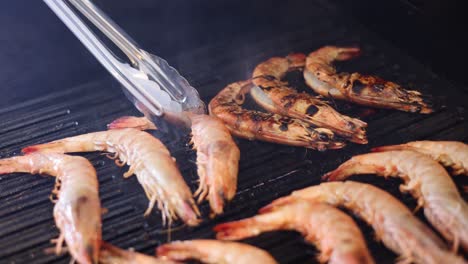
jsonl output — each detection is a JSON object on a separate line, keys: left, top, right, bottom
{"left": 252, "top": 53, "right": 368, "bottom": 144}
{"left": 108, "top": 116, "right": 158, "bottom": 131}
{"left": 209, "top": 80, "right": 345, "bottom": 151}
{"left": 215, "top": 198, "right": 374, "bottom": 264}
{"left": 189, "top": 114, "right": 240, "bottom": 215}
{"left": 267, "top": 181, "right": 465, "bottom": 263}
{"left": 22, "top": 129, "right": 200, "bottom": 226}
{"left": 303, "top": 46, "right": 433, "bottom": 113}
{"left": 109, "top": 114, "right": 240, "bottom": 216}
{"left": 323, "top": 150, "right": 468, "bottom": 251}
{"left": 373, "top": 141, "right": 468, "bottom": 176}
{"left": 0, "top": 153, "right": 101, "bottom": 264}
{"left": 157, "top": 239, "right": 278, "bottom": 264}
{"left": 99, "top": 242, "right": 176, "bottom": 264}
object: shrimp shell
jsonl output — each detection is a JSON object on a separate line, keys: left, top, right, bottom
{"left": 0, "top": 153, "right": 101, "bottom": 264}
{"left": 304, "top": 46, "right": 433, "bottom": 113}
{"left": 214, "top": 198, "right": 374, "bottom": 264}
{"left": 373, "top": 140, "right": 468, "bottom": 176}
{"left": 251, "top": 53, "right": 368, "bottom": 144}
{"left": 99, "top": 242, "right": 176, "bottom": 264}
{"left": 22, "top": 128, "right": 200, "bottom": 226}
{"left": 267, "top": 181, "right": 465, "bottom": 264}
{"left": 323, "top": 150, "right": 468, "bottom": 251}
{"left": 108, "top": 114, "right": 240, "bottom": 216}
{"left": 209, "top": 80, "right": 346, "bottom": 150}
{"left": 157, "top": 239, "right": 278, "bottom": 264}
{"left": 190, "top": 114, "right": 240, "bottom": 216}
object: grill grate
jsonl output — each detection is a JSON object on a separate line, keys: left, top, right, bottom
{"left": 0, "top": 1, "right": 467, "bottom": 263}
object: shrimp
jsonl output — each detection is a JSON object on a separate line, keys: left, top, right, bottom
{"left": 323, "top": 151, "right": 468, "bottom": 251}
{"left": 22, "top": 129, "right": 200, "bottom": 226}
{"left": 0, "top": 153, "right": 101, "bottom": 264}
{"left": 214, "top": 198, "right": 374, "bottom": 264}
{"left": 189, "top": 114, "right": 240, "bottom": 216}
{"left": 108, "top": 114, "right": 240, "bottom": 216}
{"left": 209, "top": 80, "right": 346, "bottom": 151}
{"left": 108, "top": 116, "right": 158, "bottom": 131}
{"left": 252, "top": 53, "right": 368, "bottom": 144}
{"left": 303, "top": 46, "right": 433, "bottom": 113}
{"left": 157, "top": 239, "right": 278, "bottom": 264}
{"left": 372, "top": 141, "right": 468, "bottom": 176}
{"left": 266, "top": 181, "right": 465, "bottom": 264}
{"left": 99, "top": 242, "right": 176, "bottom": 264}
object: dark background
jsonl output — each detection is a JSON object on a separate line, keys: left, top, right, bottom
{"left": 0, "top": 0, "right": 466, "bottom": 106}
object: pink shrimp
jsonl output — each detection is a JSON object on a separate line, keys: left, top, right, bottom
{"left": 267, "top": 181, "right": 465, "bottom": 264}
{"left": 99, "top": 242, "right": 176, "bottom": 264}
{"left": 372, "top": 140, "right": 468, "bottom": 176}
{"left": 189, "top": 114, "right": 240, "bottom": 216}
{"left": 108, "top": 114, "right": 241, "bottom": 216}
{"left": 0, "top": 153, "right": 101, "bottom": 264}
{"left": 214, "top": 198, "right": 374, "bottom": 264}
{"left": 157, "top": 239, "right": 278, "bottom": 264}
{"left": 323, "top": 150, "right": 468, "bottom": 251}
{"left": 22, "top": 129, "right": 200, "bottom": 226}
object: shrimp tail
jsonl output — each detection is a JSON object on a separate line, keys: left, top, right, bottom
{"left": 322, "top": 158, "right": 379, "bottom": 181}
{"left": 22, "top": 141, "right": 71, "bottom": 154}
{"left": 208, "top": 187, "right": 224, "bottom": 216}
{"left": 372, "top": 145, "right": 410, "bottom": 152}
{"left": 156, "top": 242, "right": 196, "bottom": 261}
{"left": 0, "top": 158, "right": 27, "bottom": 174}
{"left": 101, "top": 242, "right": 176, "bottom": 264}
{"left": 180, "top": 199, "right": 201, "bottom": 226}
{"left": 86, "top": 243, "right": 99, "bottom": 264}
{"left": 214, "top": 218, "right": 260, "bottom": 240}
{"left": 22, "top": 145, "right": 43, "bottom": 154}
{"left": 99, "top": 242, "right": 125, "bottom": 262}
{"left": 0, "top": 156, "right": 44, "bottom": 175}
{"left": 334, "top": 47, "right": 362, "bottom": 60}
{"left": 107, "top": 116, "right": 157, "bottom": 130}
{"left": 259, "top": 196, "right": 295, "bottom": 212}
{"left": 214, "top": 197, "right": 299, "bottom": 240}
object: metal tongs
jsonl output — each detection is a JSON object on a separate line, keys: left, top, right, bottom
{"left": 44, "top": 0, "right": 206, "bottom": 127}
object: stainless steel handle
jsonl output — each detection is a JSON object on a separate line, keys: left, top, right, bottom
{"left": 68, "top": 0, "right": 142, "bottom": 66}
{"left": 43, "top": 0, "right": 207, "bottom": 122}
{"left": 44, "top": 0, "right": 166, "bottom": 116}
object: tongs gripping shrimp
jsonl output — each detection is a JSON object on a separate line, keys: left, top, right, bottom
{"left": 109, "top": 114, "right": 241, "bottom": 216}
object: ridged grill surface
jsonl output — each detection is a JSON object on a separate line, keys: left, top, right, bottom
{"left": 0, "top": 1, "right": 467, "bottom": 263}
